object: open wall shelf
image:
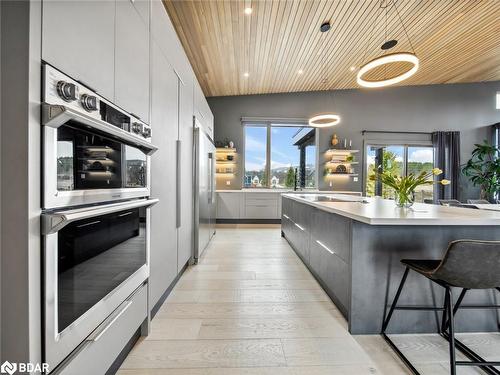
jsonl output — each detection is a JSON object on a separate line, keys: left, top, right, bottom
{"left": 216, "top": 148, "right": 238, "bottom": 179}
{"left": 323, "top": 149, "right": 359, "bottom": 179}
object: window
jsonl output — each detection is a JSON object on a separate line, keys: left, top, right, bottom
{"left": 365, "top": 144, "right": 434, "bottom": 202}
{"left": 244, "top": 126, "right": 268, "bottom": 188}
{"left": 244, "top": 123, "right": 316, "bottom": 189}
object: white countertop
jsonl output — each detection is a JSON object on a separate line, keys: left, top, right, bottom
{"left": 283, "top": 193, "right": 500, "bottom": 226}
{"left": 216, "top": 189, "right": 361, "bottom": 194}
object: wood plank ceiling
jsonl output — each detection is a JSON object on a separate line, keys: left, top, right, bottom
{"left": 163, "top": 0, "right": 500, "bottom": 97}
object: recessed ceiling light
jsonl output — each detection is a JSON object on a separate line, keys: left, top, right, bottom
{"left": 243, "top": 72, "right": 249, "bottom": 78}
{"left": 350, "top": 66, "right": 356, "bottom": 71}
{"left": 244, "top": 7, "right": 252, "bottom": 15}
{"left": 298, "top": 69, "right": 304, "bottom": 75}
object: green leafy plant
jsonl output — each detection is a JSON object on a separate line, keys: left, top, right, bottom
{"left": 370, "top": 167, "right": 450, "bottom": 207}
{"left": 285, "top": 166, "right": 296, "bottom": 188}
{"left": 462, "top": 140, "right": 500, "bottom": 200}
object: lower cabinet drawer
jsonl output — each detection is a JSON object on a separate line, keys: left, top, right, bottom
{"left": 326, "top": 254, "right": 349, "bottom": 311}
{"left": 54, "top": 283, "right": 148, "bottom": 375}
{"left": 310, "top": 238, "right": 349, "bottom": 312}
{"left": 245, "top": 204, "right": 278, "bottom": 219}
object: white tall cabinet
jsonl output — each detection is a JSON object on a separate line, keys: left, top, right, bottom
{"left": 149, "top": 41, "right": 179, "bottom": 307}
{"left": 115, "top": 0, "right": 150, "bottom": 122}
{"left": 38, "top": 0, "right": 214, "bottom": 371}
{"left": 42, "top": 0, "right": 151, "bottom": 122}
{"left": 41, "top": 0, "right": 115, "bottom": 100}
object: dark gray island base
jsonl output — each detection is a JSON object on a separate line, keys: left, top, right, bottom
{"left": 281, "top": 195, "right": 500, "bottom": 334}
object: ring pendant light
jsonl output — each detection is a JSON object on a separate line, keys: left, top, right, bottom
{"left": 357, "top": 0, "right": 419, "bottom": 88}
{"left": 357, "top": 52, "right": 419, "bottom": 88}
{"left": 309, "top": 22, "right": 341, "bottom": 128}
{"left": 309, "top": 114, "right": 341, "bottom": 128}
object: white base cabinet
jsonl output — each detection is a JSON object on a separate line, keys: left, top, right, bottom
{"left": 216, "top": 192, "right": 281, "bottom": 220}
{"left": 217, "top": 192, "right": 242, "bottom": 219}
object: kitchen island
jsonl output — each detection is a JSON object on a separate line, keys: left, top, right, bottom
{"left": 281, "top": 194, "right": 500, "bottom": 334}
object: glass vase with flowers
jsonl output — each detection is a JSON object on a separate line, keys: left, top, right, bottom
{"left": 370, "top": 168, "right": 450, "bottom": 208}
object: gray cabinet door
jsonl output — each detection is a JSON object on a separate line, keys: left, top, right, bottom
{"left": 177, "top": 74, "right": 194, "bottom": 271}
{"left": 313, "top": 209, "right": 351, "bottom": 263}
{"left": 149, "top": 41, "right": 179, "bottom": 308}
{"left": 327, "top": 254, "right": 349, "bottom": 311}
{"left": 115, "top": 0, "right": 150, "bottom": 122}
{"left": 293, "top": 201, "right": 311, "bottom": 264}
{"left": 42, "top": 0, "right": 115, "bottom": 100}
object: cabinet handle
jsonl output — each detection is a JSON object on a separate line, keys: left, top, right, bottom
{"left": 76, "top": 220, "right": 101, "bottom": 228}
{"left": 176, "top": 140, "right": 181, "bottom": 228}
{"left": 294, "top": 223, "right": 305, "bottom": 231}
{"left": 118, "top": 211, "right": 133, "bottom": 217}
{"left": 316, "top": 240, "right": 335, "bottom": 255}
{"left": 283, "top": 214, "right": 290, "bottom": 220}
{"left": 90, "top": 301, "right": 133, "bottom": 342}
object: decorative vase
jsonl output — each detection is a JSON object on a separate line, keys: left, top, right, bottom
{"left": 229, "top": 141, "right": 234, "bottom": 148}
{"left": 394, "top": 190, "right": 415, "bottom": 208}
{"left": 331, "top": 134, "right": 339, "bottom": 147}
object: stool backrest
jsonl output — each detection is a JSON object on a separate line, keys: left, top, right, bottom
{"left": 432, "top": 240, "right": 500, "bottom": 289}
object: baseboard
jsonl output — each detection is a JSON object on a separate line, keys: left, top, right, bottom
{"left": 216, "top": 218, "right": 281, "bottom": 224}
{"left": 151, "top": 260, "right": 189, "bottom": 319}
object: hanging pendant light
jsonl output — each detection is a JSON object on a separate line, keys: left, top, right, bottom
{"left": 309, "top": 114, "right": 341, "bottom": 127}
{"left": 357, "top": 0, "right": 419, "bottom": 88}
{"left": 309, "top": 22, "right": 341, "bottom": 128}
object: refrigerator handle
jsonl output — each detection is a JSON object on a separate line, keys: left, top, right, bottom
{"left": 176, "top": 140, "right": 181, "bottom": 228}
{"left": 208, "top": 152, "right": 214, "bottom": 204}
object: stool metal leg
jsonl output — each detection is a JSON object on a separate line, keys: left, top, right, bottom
{"left": 445, "top": 287, "right": 457, "bottom": 375}
{"left": 440, "top": 289, "right": 450, "bottom": 334}
{"left": 442, "top": 288, "right": 467, "bottom": 333}
{"left": 382, "top": 267, "right": 410, "bottom": 333}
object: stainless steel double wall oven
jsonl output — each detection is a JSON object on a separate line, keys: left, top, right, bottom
{"left": 41, "top": 64, "right": 158, "bottom": 371}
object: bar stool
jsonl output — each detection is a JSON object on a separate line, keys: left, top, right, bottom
{"left": 381, "top": 240, "right": 500, "bottom": 375}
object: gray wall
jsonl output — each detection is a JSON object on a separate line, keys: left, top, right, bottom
{"left": 208, "top": 81, "right": 500, "bottom": 200}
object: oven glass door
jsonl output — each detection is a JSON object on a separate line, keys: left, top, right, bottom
{"left": 56, "top": 206, "right": 146, "bottom": 333}
{"left": 56, "top": 122, "right": 147, "bottom": 192}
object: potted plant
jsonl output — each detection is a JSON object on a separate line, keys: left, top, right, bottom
{"left": 370, "top": 168, "right": 450, "bottom": 208}
{"left": 462, "top": 140, "right": 500, "bottom": 201}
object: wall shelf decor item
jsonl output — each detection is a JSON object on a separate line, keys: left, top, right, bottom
{"left": 356, "top": 0, "right": 419, "bottom": 88}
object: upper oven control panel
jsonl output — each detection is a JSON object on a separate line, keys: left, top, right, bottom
{"left": 42, "top": 64, "right": 152, "bottom": 141}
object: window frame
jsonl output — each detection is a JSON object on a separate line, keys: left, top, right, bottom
{"left": 242, "top": 120, "right": 318, "bottom": 189}
{"left": 363, "top": 139, "right": 434, "bottom": 198}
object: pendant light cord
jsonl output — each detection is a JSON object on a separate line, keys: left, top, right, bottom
{"left": 392, "top": 0, "right": 416, "bottom": 54}
{"left": 361, "top": 2, "right": 380, "bottom": 67}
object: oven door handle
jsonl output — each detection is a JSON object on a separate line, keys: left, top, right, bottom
{"left": 42, "top": 198, "right": 159, "bottom": 235}
{"left": 42, "top": 103, "right": 158, "bottom": 155}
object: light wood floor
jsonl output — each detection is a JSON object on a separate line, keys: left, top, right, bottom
{"left": 119, "top": 227, "right": 499, "bottom": 375}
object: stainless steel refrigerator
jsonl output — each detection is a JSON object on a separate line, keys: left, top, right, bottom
{"left": 193, "top": 117, "right": 216, "bottom": 263}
